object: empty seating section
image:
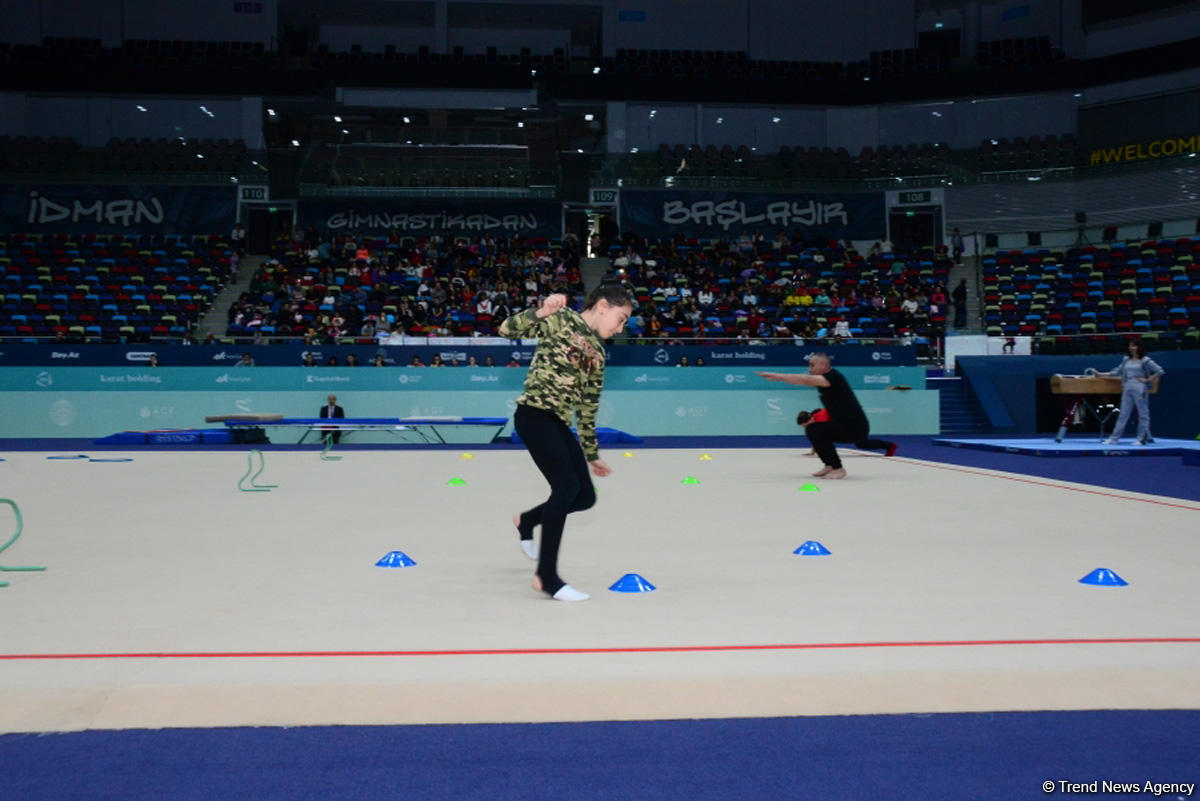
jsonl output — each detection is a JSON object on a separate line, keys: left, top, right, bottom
{"left": 0, "top": 135, "right": 250, "bottom": 176}
{"left": 981, "top": 238, "right": 1200, "bottom": 352}
{"left": 976, "top": 36, "right": 1063, "bottom": 69}
{"left": 977, "top": 134, "right": 1077, "bottom": 171}
{"left": 301, "top": 145, "right": 530, "bottom": 188}
{"left": 652, "top": 141, "right": 953, "bottom": 182}
{"left": 0, "top": 233, "right": 231, "bottom": 341}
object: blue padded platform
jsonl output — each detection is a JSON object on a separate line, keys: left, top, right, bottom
{"left": 509, "top": 426, "right": 644, "bottom": 446}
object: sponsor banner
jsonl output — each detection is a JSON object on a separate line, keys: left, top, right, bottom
{"left": 604, "top": 366, "right": 925, "bottom": 391}
{"left": 619, "top": 189, "right": 886, "bottom": 240}
{"left": 0, "top": 344, "right": 916, "bottom": 367}
{"left": 0, "top": 387, "right": 939, "bottom": 437}
{"left": 0, "top": 365, "right": 921, "bottom": 393}
{"left": 296, "top": 199, "right": 561, "bottom": 238}
{"left": 0, "top": 184, "right": 236, "bottom": 235}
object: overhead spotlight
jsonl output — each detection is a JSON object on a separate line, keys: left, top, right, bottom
{"left": 649, "top": 109, "right": 656, "bottom": 117}
{"left": 291, "top": 139, "right": 300, "bottom": 147}
{"left": 342, "top": 129, "right": 349, "bottom": 135}
{"left": 592, "top": 66, "right": 601, "bottom": 74}
{"left": 333, "top": 115, "right": 342, "bottom": 122}
{"left": 229, "top": 176, "right": 238, "bottom": 183}
{"left": 772, "top": 117, "right": 781, "bottom": 123}
{"left": 932, "top": 111, "right": 942, "bottom": 117}
{"left": 267, "top": 108, "right": 276, "bottom": 117}
{"left": 716, "top": 117, "right": 723, "bottom": 124}
{"left": 403, "top": 116, "right": 411, "bottom": 124}
{"left": 630, "top": 147, "right": 639, "bottom": 153}
{"left": 576, "top": 148, "right": 583, "bottom": 153}
{"left": 196, "top": 153, "right": 204, "bottom": 159}
{"left": 136, "top": 105, "right": 147, "bottom": 112}
{"left": 863, "top": 76, "right": 870, "bottom": 81}
{"left": 584, "top": 113, "right": 595, "bottom": 121}
{"left": 517, "top": 121, "right": 524, "bottom": 128}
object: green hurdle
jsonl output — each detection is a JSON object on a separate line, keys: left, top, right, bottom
{"left": 238, "top": 449, "right": 278, "bottom": 492}
{"left": 0, "top": 498, "right": 46, "bottom": 587}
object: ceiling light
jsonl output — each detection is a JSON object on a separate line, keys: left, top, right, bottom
{"left": 342, "top": 129, "right": 349, "bottom": 135}
{"left": 333, "top": 115, "right": 342, "bottom": 122}
{"left": 291, "top": 139, "right": 300, "bottom": 147}
{"left": 772, "top": 117, "right": 781, "bottom": 123}
{"left": 584, "top": 113, "right": 594, "bottom": 121}
{"left": 136, "top": 105, "right": 147, "bottom": 112}
{"left": 403, "top": 116, "right": 410, "bottom": 124}
{"left": 592, "top": 66, "right": 601, "bottom": 74}
{"left": 267, "top": 108, "right": 276, "bottom": 117}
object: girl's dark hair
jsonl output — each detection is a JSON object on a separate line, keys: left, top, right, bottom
{"left": 1129, "top": 340, "right": 1146, "bottom": 358}
{"left": 584, "top": 283, "right": 633, "bottom": 310}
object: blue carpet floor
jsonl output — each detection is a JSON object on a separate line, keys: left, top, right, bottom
{"left": 3, "top": 711, "right": 1196, "bottom": 801}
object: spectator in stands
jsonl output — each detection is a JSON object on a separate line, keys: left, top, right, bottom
{"left": 485, "top": 356, "right": 496, "bottom": 367}
{"left": 372, "top": 354, "right": 387, "bottom": 367}
{"left": 950, "top": 228, "right": 964, "bottom": 264}
{"left": 677, "top": 356, "right": 690, "bottom": 367}
{"left": 148, "top": 354, "right": 159, "bottom": 367}
{"left": 431, "top": 354, "right": 445, "bottom": 367}
{"left": 231, "top": 222, "right": 246, "bottom": 256}
{"left": 319, "top": 394, "right": 345, "bottom": 444}
{"left": 409, "top": 356, "right": 426, "bottom": 367}
{"left": 302, "top": 352, "right": 317, "bottom": 367}
{"left": 952, "top": 279, "right": 968, "bottom": 328}
{"left": 235, "top": 353, "right": 254, "bottom": 367}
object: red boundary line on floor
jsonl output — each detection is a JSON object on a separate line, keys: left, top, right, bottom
{"left": 895, "top": 458, "right": 1200, "bottom": 510}
{"left": 2, "top": 637, "right": 1198, "bottom": 660}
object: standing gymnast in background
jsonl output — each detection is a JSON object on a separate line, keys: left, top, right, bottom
{"left": 500, "top": 285, "right": 632, "bottom": 601}
{"left": 1087, "top": 339, "right": 1165, "bottom": 445}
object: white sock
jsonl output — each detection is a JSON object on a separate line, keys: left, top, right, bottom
{"left": 552, "top": 584, "right": 589, "bottom": 601}
{"left": 520, "top": 539, "right": 538, "bottom": 561}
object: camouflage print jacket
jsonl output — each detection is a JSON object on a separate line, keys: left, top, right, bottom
{"left": 499, "top": 307, "right": 606, "bottom": 460}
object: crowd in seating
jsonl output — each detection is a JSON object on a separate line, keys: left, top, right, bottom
{"left": 227, "top": 231, "right": 586, "bottom": 342}
{"left": 983, "top": 239, "right": 1200, "bottom": 353}
{"left": 0, "top": 233, "right": 233, "bottom": 341}
{"left": 599, "top": 234, "right": 952, "bottom": 346}
{"left": 226, "top": 229, "right": 953, "bottom": 348}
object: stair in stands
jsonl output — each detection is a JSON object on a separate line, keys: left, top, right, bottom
{"left": 929, "top": 375, "right": 987, "bottom": 435}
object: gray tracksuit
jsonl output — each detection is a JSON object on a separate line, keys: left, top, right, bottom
{"left": 1104, "top": 356, "right": 1164, "bottom": 442}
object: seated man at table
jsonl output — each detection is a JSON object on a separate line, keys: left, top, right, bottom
{"left": 319, "top": 394, "right": 345, "bottom": 443}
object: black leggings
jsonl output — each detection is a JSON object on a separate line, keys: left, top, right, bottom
{"left": 806, "top": 421, "right": 893, "bottom": 469}
{"left": 514, "top": 404, "right": 596, "bottom": 595}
